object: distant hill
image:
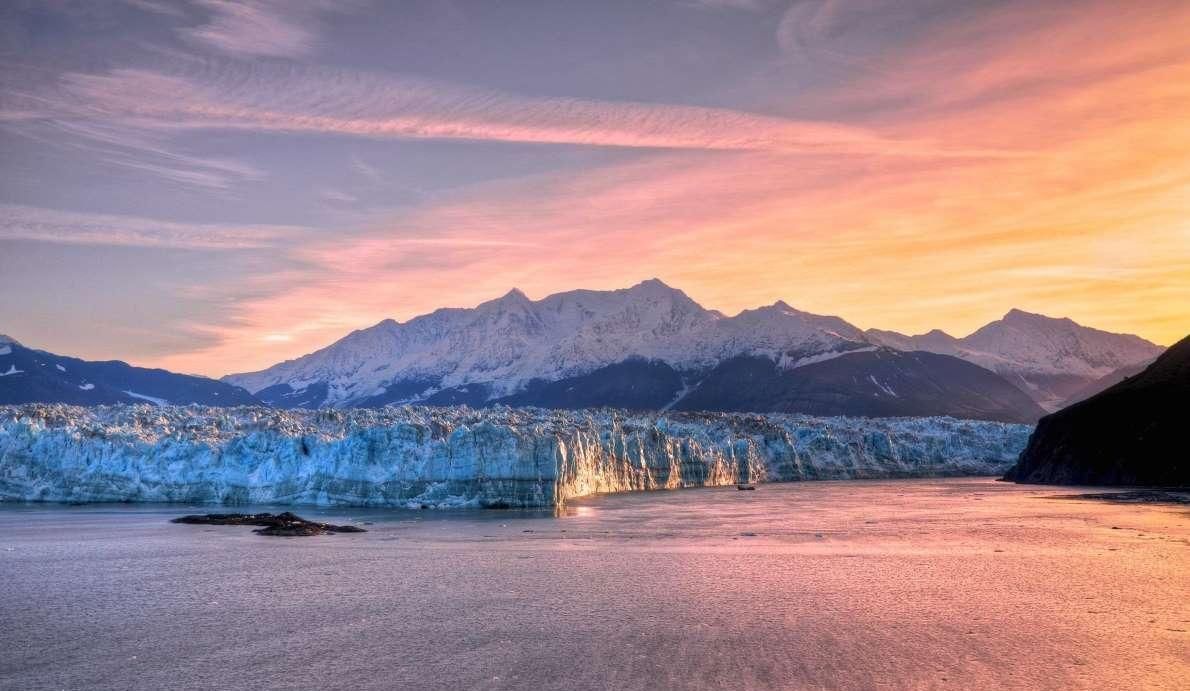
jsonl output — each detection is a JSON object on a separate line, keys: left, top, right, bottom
{"left": 0, "top": 336, "right": 260, "bottom": 407}
{"left": 670, "top": 349, "right": 1045, "bottom": 423}
{"left": 1004, "top": 334, "right": 1189, "bottom": 486}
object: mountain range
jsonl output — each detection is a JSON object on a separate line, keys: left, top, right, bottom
{"left": 214, "top": 279, "right": 1163, "bottom": 422}
{"left": 865, "top": 309, "right": 1162, "bottom": 410}
{"left": 0, "top": 282, "right": 1164, "bottom": 422}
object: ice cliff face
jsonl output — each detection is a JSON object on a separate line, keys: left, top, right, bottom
{"left": 0, "top": 404, "right": 1031, "bottom": 509}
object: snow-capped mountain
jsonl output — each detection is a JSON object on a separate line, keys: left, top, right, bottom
{"left": 0, "top": 337, "right": 259, "bottom": 407}
{"left": 225, "top": 279, "right": 874, "bottom": 409}
{"left": 867, "top": 309, "right": 1164, "bottom": 411}
{"left": 223, "top": 281, "right": 1162, "bottom": 420}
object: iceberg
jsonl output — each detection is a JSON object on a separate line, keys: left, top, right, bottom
{"left": 0, "top": 404, "right": 1031, "bottom": 509}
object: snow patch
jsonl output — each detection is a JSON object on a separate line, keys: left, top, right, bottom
{"left": 122, "top": 391, "right": 168, "bottom": 406}
{"left": 56, "top": 364, "right": 66, "bottom": 372}
{"left": 0, "top": 364, "right": 23, "bottom": 377}
{"left": 781, "top": 345, "right": 877, "bottom": 370}
{"left": 868, "top": 375, "right": 898, "bottom": 397}
{"left": 79, "top": 383, "right": 95, "bottom": 391}
{"left": 0, "top": 345, "right": 11, "bottom": 356}
{"left": 660, "top": 378, "right": 694, "bottom": 412}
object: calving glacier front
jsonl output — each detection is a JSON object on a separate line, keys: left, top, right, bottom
{"left": 0, "top": 405, "right": 1031, "bottom": 509}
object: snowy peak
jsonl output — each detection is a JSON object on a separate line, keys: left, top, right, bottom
{"left": 220, "top": 281, "right": 1161, "bottom": 416}
{"left": 481, "top": 287, "right": 532, "bottom": 310}
{"left": 870, "top": 309, "right": 1161, "bottom": 377}
{"left": 224, "top": 280, "right": 868, "bottom": 407}
{"left": 999, "top": 308, "right": 1075, "bottom": 328}
{"left": 630, "top": 277, "right": 678, "bottom": 293}
{"left": 962, "top": 308, "right": 1162, "bottom": 376}
{"left": 867, "top": 309, "right": 1164, "bottom": 411}
{"left": 866, "top": 328, "right": 960, "bottom": 355}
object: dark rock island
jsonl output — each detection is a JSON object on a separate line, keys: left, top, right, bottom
{"left": 172, "top": 512, "right": 366, "bottom": 537}
{"left": 1004, "top": 334, "right": 1189, "bottom": 486}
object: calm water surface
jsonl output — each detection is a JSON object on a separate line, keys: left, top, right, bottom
{"left": 1, "top": 478, "right": 1187, "bottom": 690}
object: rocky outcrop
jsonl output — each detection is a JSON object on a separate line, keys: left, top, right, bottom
{"left": 172, "top": 512, "right": 366, "bottom": 536}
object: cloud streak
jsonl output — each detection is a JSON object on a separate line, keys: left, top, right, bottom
{"left": 147, "top": 0, "right": 1190, "bottom": 375}
{"left": 0, "top": 205, "right": 306, "bottom": 250}
{"left": 182, "top": 0, "right": 349, "bottom": 58}
{"left": 4, "top": 0, "right": 1188, "bottom": 375}
{"left": 16, "top": 61, "right": 1009, "bottom": 157}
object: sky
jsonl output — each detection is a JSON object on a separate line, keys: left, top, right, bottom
{"left": 1, "top": 0, "right": 1187, "bottom": 377}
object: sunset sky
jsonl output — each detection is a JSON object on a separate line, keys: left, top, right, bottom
{"left": 1, "top": 0, "right": 1187, "bottom": 377}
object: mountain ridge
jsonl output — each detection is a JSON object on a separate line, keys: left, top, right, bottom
{"left": 0, "top": 341, "right": 260, "bottom": 407}
{"left": 222, "top": 280, "right": 1160, "bottom": 419}
{"left": 865, "top": 308, "right": 1163, "bottom": 410}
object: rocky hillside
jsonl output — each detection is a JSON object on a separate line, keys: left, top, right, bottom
{"left": 1004, "top": 334, "right": 1189, "bottom": 486}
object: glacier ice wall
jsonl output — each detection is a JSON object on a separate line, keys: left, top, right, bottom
{"left": 0, "top": 404, "right": 1031, "bottom": 509}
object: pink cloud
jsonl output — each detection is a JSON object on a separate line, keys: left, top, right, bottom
{"left": 151, "top": 1, "right": 1190, "bottom": 375}
{"left": 0, "top": 205, "right": 304, "bottom": 250}
{"left": 39, "top": 63, "right": 998, "bottom": 157}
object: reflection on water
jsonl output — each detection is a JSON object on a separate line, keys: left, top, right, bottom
{"left": 1, "top": 478, "right": 1187, "bottom": 690}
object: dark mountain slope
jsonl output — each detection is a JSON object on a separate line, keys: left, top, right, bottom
{"left": 671, "top": 349, "right": 1044, "bottom": 423}
{"left": 1004, "top": 334, "right": 1189, "bottom": 486}
{"left": 1060, "top": 359, "right": 1155, "bottom": 407}
{"left": 494, "top": 359, "right": 684, "bottom": 411}
{"left": 0, "top": 339, "right": 259, "bottom": 407}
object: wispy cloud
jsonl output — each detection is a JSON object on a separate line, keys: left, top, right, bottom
{"left": 18, "top": 61, "right": 1003, "bottom": 157}
{"left": 149, "top": 0, "right": 1190, "bottom": 374}
{"left": 318, "top": 189, "right": 358, "bottom": 204}
{"left": 6, "top": 0, "right": 1188, "bottom": 375}
{"left": 685, "top": 0, "right": 773, "bottom": 10}
{"left": 1, "top": 69, "right": 265, "bottom": 190}
{"left": 0, "top": 205, "right": 305, "bottom": 250}
{"left": 182, "top": 0, "right": 351, "bottom": 58}
{"left": 50, "top": 119, "right": 264, "bottom": 189}
{"left": 122, "top": 0, "right": 188, "bottom": 18}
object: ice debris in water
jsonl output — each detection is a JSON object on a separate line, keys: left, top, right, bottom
{"left": 0, "top": 404, "right": 1031, "bottom": 509}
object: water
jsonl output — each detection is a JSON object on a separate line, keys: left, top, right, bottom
{"left": 1, "top": 478, "right": 1186, "bottom": 690}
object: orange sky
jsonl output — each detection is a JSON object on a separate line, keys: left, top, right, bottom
{"left": 147, "top": 0, "right": 1190, "bottom": 376}
{"left": 2, "top": 1, "right": 1187, "bottom": 377}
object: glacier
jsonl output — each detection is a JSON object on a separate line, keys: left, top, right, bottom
{"left": 0, "top": 404, "right": 1031, "bottom": 509}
